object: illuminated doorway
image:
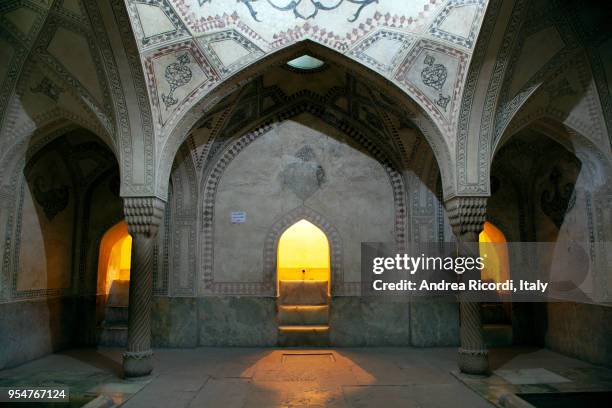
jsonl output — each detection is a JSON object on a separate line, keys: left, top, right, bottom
{"left": 277, "top": 219, "right": 330, "bottom": 291}
{"left": 276, "top": 219, "right": 331, "bottom": 346}
{"left": 479, "top": 221, "right": 512, "bottom": 346}
{"left": 97, "top": 221, "right": 132, "bottom": 346}
{"left": 98, "top": 221, "right": 132, "bottom": 295}
{"left": 479, "top": 221, "right": 510, "bottom": 290}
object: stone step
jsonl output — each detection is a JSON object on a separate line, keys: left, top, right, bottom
{"left": 278, "top": 280, "right": 328, "bottom": 305}
{"left": 97, "top": 324, "right": 127, "bottom": 347}
{"left": 278, "top": 325, "right": 329, "bottom": 347}
{"left": 278, "top": 305, "right": 329, "bottom": 325}
{"left": 483, "top": 324, "right": 513, "bottom": 347}
{"left": 482, "top": 303, "right": 510, "bottom": 324}
{"left": 107, "top": 279, "right": 130, "bottom": 306}
{"left": 104, "top": 305, "right": 128, "bottom": 324}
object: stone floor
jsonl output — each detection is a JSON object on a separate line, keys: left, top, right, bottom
{"left": 0, "top": 347, "right": 610, "bottom": 407}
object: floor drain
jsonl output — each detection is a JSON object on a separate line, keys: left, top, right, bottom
{"left": 281, "top": 353, "right": 335, "bottom": 363}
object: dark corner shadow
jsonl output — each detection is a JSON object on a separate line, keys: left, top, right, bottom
{"left": 487, "top": 346, "right": 542, "bottom": 371}
{"left": 59, "top": 347, "right": 124, "bottom": 377}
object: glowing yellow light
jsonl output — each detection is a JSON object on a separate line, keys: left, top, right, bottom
{"left": 98, "top": 221, "right": 132, "bottom": 294}
{"left": 479, "top": 221, "right": 510, "bottom": 292}
{"left": 277, "top": 219, "right": 330, "bottom": 291}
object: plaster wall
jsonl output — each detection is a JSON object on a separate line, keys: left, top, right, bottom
{"left": 211, "top": 117, "right": 396, "bottom": 288}
{"left": 0, "top": 297, "right": 75, "bottom": 370}
{"left": 546, "top": 302, "right": 612, "bottom": 368}
{"left": 18, "top": 152, "right": 75, "bottom": 291}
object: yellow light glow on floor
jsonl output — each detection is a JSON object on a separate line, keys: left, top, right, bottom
{"left": 277, "top": 219, "right": 330, "bottom": 286}
{"left": 479, "top": 221, "right": 510, "bottom": 291}
{"left": 98, "top": 221, "right": 132, "bottom": 294}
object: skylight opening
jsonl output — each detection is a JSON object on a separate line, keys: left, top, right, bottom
{"left": 286, "top": 54, "right": 325, "bottom": 70}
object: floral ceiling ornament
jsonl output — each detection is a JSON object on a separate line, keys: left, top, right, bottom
{"left": 199, "top": 0, "right": 379, "bottom": 22}
{"left": 421, "top": 54, "right": 448, "bottom": 91}
{"left": 161, "top": 53, "right": 193, "bottom": 108}
{"left": 31, "top": 77, "right": 63, "bottom": 102}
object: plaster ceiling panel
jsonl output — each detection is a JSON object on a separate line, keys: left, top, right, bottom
{"left": 171, "top": 0, "right": 436, "bottom": 40}
{"left": 196, "top": 29, "right": 264, "bottom": 76}
{"left": 148, "top": 43, "right": 220, "bottom": 125}
{"left": 21, "top": 71, "right": 64, "bottom": 118}
{"left": 0, "top": 4, "right": 44, "bottom": 43}
{"left": 128, "top": 0, "right": 190, "bottom": 50}
{"left": 349, "top": 30, "right": 414, "bottom": 74}
{"left": 21, "top": 65, "right": 101, "bottom": 132}
{"left": 4, "top": 7, "right": 38, "bottom": 37}
{"left": 47, "top": 27, "right": 104, "bottom": 105}
{"left": 428, "top": 0, "right": 484, "bottom": 49}
{"left": 508, "top": 26, "right": 564, "bottom": 97}
{"left": 395, "top": 40, "right": 467, "bottom": 125}
{"left": 61, "top": 0, "right": 84, "bottom": 19}
{"left": 135, "top": 3, "right": 176, "bottom": 37}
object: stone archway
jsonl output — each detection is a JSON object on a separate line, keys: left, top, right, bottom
{"left": 265, "top": 206, "right": 342, "bottom": 295}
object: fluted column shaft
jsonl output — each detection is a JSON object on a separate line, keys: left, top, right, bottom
{"left": 122, "top": 197, "right": 165, "bottom": 378}
{"left": 445, "top": 196, "right": 489, "bottom": 375}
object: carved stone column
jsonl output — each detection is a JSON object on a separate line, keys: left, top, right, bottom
{"left": 122, "top": 197, "right": 165, "bottom": 377}
{"left": 445, "top": 196, "right": 489, "bottom": 375}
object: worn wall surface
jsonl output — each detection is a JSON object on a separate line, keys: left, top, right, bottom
{"left": 212, "top": 117, "right": 396, "bottom": 289}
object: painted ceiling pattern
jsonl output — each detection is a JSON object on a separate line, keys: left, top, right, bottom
{"left": 0, "top": 0, "right": 610, "bottom": 198}
{"left": 128, "top": 0, "right": 488, "bottom": 142}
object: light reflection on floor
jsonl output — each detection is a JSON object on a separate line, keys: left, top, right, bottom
{"left": 2, "top": 347, "right": 609, "bottom": 407}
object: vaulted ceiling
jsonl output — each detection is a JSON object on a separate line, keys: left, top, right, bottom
{"left": 1, "top": 0, "right": 611, "bottom": 199}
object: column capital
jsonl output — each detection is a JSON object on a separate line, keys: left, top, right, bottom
{"left": 123, "top": 196, "right": 165, "bottom": 237}
{"left": 444, "top": 196, "right": 487, "bottom": 240}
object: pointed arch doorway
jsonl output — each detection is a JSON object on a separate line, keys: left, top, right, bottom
{"left": 276, "top": 219, "right": 331, "bottom": 346}
{"left": 97, "top": 221, "right": 132, "bottom": 346}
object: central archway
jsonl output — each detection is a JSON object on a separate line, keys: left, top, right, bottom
{"left": 277, "top": 219, "right": 330, "bottom": 293}
{"left": 276, "top": 218, "right": 331, "bottom": 346}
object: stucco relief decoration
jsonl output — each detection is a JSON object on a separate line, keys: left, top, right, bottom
{"left": 421, "top": 54, "right": 451, "bottom": 111}
{"left": 31, "top": 77, "right": 64, "bottom": 102}
{"left": 541, "top": 166, "right": 577, "bottom": 229}
{"left": 280, "top": 145, "right": 326, "bottom": 200}
{"left": 198, "top": 0, "right": 378, "bottom": 22}
{"left": 161, "top": 53, "right": 193, "bottom": 108}
{"left": 32, "top": 174, "right": 70, "bottom": 220}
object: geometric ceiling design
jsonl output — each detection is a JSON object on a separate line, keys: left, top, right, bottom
{"left": 126, "top": 0, "right": 489, "bottom": 140}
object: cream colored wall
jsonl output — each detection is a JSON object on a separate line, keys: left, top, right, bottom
{"left": 17, "top": 152, "right": 75, "bottom": 291}
{"left": 211, "top": 115, "right": 395, "bottom": 288}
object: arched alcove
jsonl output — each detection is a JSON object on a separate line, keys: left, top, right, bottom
{"left": 277, "top": 219, "right": 330, "bottom": 294}
{"left": 97, "top": 221, "right": 132, "bottom": 297}
{"left": 479, "top": 221, "right": 510, "bottom": 289}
